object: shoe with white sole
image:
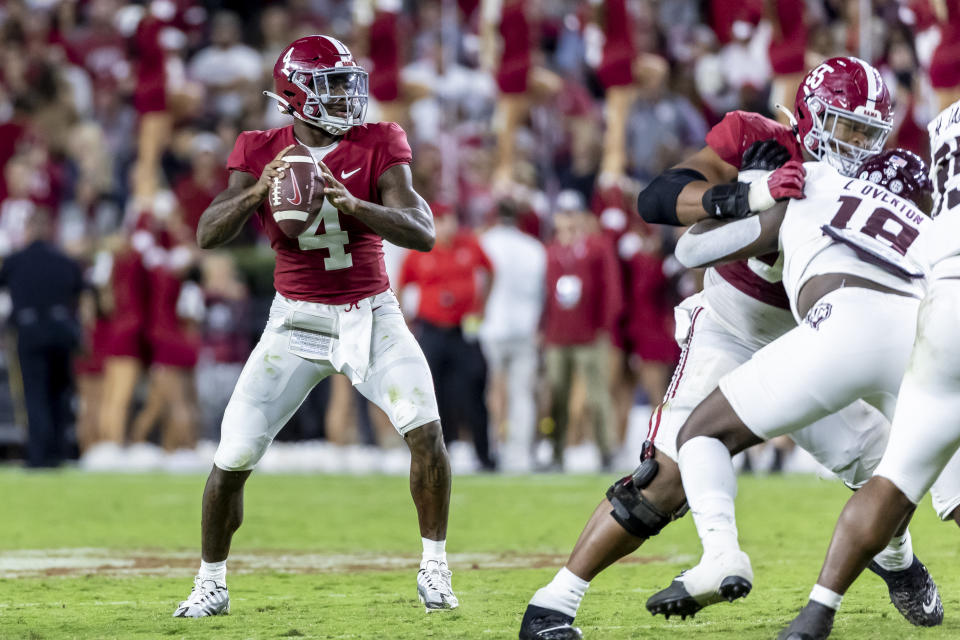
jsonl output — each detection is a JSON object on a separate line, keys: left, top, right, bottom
{"left": 172, "top": 576, "right": 230, "bottom": 618}
{"left": 646, "top": 550, "right": 753, "bottom": 619}
{"left": 417, "top": 560, "right": 459, "bottom": 612}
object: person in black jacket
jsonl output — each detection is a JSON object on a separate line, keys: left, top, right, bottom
{"left": 1, "top": 210, "right": 86, "bottom": 467}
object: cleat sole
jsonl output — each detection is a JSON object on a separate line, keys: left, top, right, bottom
{"left": 647, "top": 575, "right": 752, "bottom": 620}
{"left": 719, "top": 576, "right": 752, "bottom": 603}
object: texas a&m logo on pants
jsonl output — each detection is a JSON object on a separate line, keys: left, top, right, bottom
{"left": 804, "top": 302, "right": 833, "bottom": 330}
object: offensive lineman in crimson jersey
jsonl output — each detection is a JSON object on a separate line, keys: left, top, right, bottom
{"left": 173, "top": 36, "right": 458, "bottom": 618}
{"left": 519, "top": 57, "right": 942, "bottom": 640}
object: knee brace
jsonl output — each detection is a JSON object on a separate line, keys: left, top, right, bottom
{"left": 605, "top": 457, "right": 688, "bottom": 538}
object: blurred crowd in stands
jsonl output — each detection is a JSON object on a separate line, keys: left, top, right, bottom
{"left": 0, "top": 0, "right": 958, "bottom": 472}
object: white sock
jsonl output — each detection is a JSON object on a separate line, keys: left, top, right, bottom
{"left": 678, "top": 436, "right": 741, "bottom": 557}
{"left": 809, "top": 584, "right": 843, "bottom": 611}
{"left": 872, "top": 530, "right": 913, "bottom": 572}
{"left": 422, "top": 537, "right": 447, "bottom": 566}
{"left": 199, "top": 560, "right": 226, "bottom": 585}
{"left": 529, "top": 567, "right": 590, "bottom": 618}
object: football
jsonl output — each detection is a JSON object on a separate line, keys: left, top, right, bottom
{"left": 268, "top": 144, "right": 323, "bottom": 238}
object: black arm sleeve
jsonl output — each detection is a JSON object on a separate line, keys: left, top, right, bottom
{"left": 636, "top": 168, "right": 707, "bottom": 226}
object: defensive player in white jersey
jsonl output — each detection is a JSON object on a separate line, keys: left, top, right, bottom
{"left": 777, "top": 100, "right": 960, "bottom": 640}
{"left": 518, "top": 57, "right": 942, "bottom": 640}
{"left": 657, "top": 148, "right": 960, "bottom": 626}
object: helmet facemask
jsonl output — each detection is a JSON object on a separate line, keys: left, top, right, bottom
{"left": 288, "top": 67, "right": 369, "bottom": 135}
{"left": 802, "top": 97, "right": 892, "bottom": 176}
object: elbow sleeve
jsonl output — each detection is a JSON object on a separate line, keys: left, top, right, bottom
{"left": 636, "top": 168, "right": 707, "bottom": 226}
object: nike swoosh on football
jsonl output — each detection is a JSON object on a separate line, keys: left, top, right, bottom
{"left": 287, "top": 170, "right": 302, "bottom": 206}
{"left": 341, "top": 167, "right": 361, "bottom": 180}
{"left": 923, "top": 596, "right": 938, "bottom": 614}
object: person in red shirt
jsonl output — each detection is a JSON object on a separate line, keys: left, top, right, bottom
{"left": 590, "top": 0, "right": 668, "bottom": 180}
{"left": 929, "top": 0, "right": 960, "bottom": 110}
{"left": 398, "top": 204, "right": 495, "bottom": 470}
{"left": 130, "top": 7, "right": 172, "bottom": 207}
{"left": 173, "top": 134, "right": 229, "bottom": 234}
{"left": 129, "top": 237, "right": 202, "bottom": 453}
{"left": 173, "top": 36, "right": 458, "bottom": 618}
{"left": 96, "top": 239, "right": 149, "bottom": 447}
{"left": 766, "top": 0, "right": 808, "bottom": 126}
{"left": 481, "top": 0, "right": 562, "bottom": 186}
{"left": 541, "top": 199, "right": 623, "bottom": 470}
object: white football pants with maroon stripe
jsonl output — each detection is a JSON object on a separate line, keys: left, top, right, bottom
{"left": 650, "top": 292, "right": 889, "bottom": 488}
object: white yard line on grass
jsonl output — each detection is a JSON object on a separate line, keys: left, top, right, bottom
{"left": 0, "top": 548, "right": 685, "bottom": 579}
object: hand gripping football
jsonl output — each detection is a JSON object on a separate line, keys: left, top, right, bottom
{"left": 268, "top": 144, "right": 324, "bottom": 238}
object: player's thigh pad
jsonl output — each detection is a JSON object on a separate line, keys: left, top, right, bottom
{"left": 652, "top": 305, "right": 756, "bottom": 461}
{"left": 719, "top": 288, "right": 919, "bottom": 441}
{"left": 214, "top": 329, "right": 329, "bottom": 471}
{"left": 876, "top": 280, "right": 960, "bottom": 510}
{"left": 355, "top": 293, "right": 440, "bottom": 436}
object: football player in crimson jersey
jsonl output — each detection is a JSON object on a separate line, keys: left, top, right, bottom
{"left": 173, "top": 36, "right": 458, "bottom": 618}
{"left": 519, "top": 57, "right": 941, "bottom": 640}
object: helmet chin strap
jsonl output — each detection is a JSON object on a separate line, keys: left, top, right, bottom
{"left": 775, "top": 103, "right": 799, "bottom": 132}
{"left": 263, "top": 90, "right": 292, "bottom": 110}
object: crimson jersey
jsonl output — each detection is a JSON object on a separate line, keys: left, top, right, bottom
{"left": 705, "top": 110, "right": 802, "bottom": 167}
{"left": 704, "top": 110, "right": 801, "bottom": 310}
{"left": 496, "top": 1, "right": 532, "bottom": 94}
{"left": 227, "top": 122, "right": 412, "bottom": 305}
{"left": 597, "top": 0, "right": 637, "bottom": 89}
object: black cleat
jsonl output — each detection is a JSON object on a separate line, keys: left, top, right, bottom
{"left": 646, "top": 575, "right": 752, "bottom": 619}
{"left": 519, "top": 604, "right": 583, "bottom": 640}
{"left": 777, "top": 601, "right": 835, "bottom": 640}
{"left": 868, "top": 555, "right": 943, "bottom": 626}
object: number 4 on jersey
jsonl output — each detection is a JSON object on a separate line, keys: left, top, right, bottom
{"left": 298, "top": 200, "right": 353, "bottom": 270}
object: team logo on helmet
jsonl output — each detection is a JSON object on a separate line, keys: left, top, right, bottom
{"left": 855, "top": 149, "right": 934, "bottom": 214}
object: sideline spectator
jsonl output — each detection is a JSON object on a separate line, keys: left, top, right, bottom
{"left": 130, "top": 239, "right": 203, "bottom": 452}
{"left": 1, "top": 210, "right": 85, "bottom": 467}
{"left": 96, "top": 236, "right": 148, "bottom": 446}
{"left": 187, "top": 11, "right": 263, "bottom": 120}
{"left": 614, "top": 224, "right": 679, "bottom": 436}
{"left": 542, "top": 192, "right": 622, "bottom": 470}
{"left": 766, "top": 0, "right": 807, "bottom": 124}
{"left": 480, "top": 198, "right": 546, "bottom": 472}
{"left": 399, "top": 205, "right": 495, "bottom": 470}
{"left": 195, "top": 253, "right": 251, "bottom": 440}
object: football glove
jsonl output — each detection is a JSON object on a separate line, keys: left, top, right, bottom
{"left": 703, "top": 160, "right": 806, "bottom": 219}
{"left": 740, "top": 139, "right": 791, "bottom": 171}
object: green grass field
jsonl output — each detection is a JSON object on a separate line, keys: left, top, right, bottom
{"left": 1, "top": 470, "right": 958, "bottom": 639}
